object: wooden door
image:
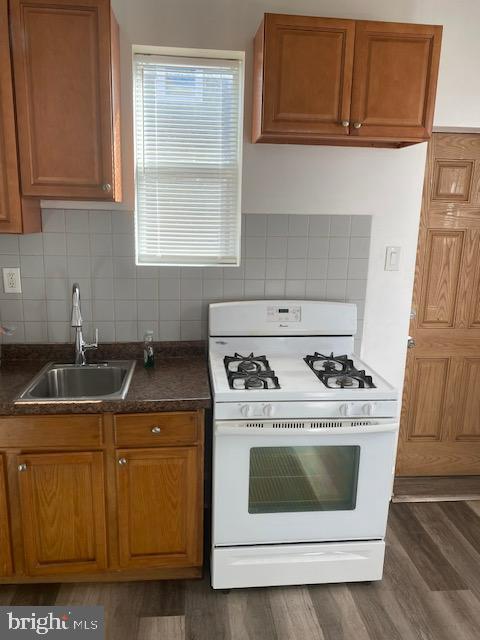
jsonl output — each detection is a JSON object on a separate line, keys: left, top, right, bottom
{"left": 116, "top": 447, "right": 202, "bottom": 570}
{"left": 397, "top": 133, "right": 480, "bottom": 475}
{"left": 17, "top": 451, "right": 108, "bottom": 576}
{"left": 0, "top": 456, "right": 12, "bottom": 576}
{"left": 254, "top": 13, "right": 355, "bottom": 141}
{"left": 350, "top": 21, "right": 442, "bottom": 141}
{"left": 10, "top": 0, "right": 121, "bottom": 200}
{"left": 0, "top": 0, "right": 40, "bottom": 233}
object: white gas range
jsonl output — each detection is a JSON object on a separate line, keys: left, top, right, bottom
{"left": 209, "top": 300, "right": 398, "bottom": 590}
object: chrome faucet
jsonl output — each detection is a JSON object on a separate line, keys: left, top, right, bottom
{"left": 71, "top": 283, "right": 98, "bottom": 365}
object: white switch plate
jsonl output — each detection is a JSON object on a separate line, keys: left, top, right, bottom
{"left": 3, "top": 267, "right": 22, "bottom": 293}
{"left": 385, "top": 246, "right": 401, "bottom": 271}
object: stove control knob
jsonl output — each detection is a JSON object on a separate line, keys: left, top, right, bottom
{"left": 362, "top": 403, "right": 375, "bottom": 416}
{"left": 263, "top": 404, "right": 273, "bottom": 417}
{"left": 240, "top": 404, "right": 252, "bottom": 418}
{"left": 339, "top": 403, "right": 351, "bottom": 417}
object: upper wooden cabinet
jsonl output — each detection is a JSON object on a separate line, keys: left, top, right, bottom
{"left": 253, "top": 14, "right": 442, "bottom": 148}
{"left": 255, "top": 15, "right": 355, "bottom": 139}
{"left": 9, "top": 0, "right": 122, "bottom": 201}
{"left": 0, "top": 0, "right": 40, "bottom": 233}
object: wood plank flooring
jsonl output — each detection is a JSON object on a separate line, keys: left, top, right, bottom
{"left": 393, "top": 476, "right": 480, "bottom": 502}
{"left": 1, "top": 501, "right": 479, "bottom": 639}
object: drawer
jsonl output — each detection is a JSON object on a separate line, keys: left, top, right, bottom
{"left": 114, "top": 412, "right": 199, "bottom": 447}
{"left": 0, "top": 415, "right": 103, "bottom": 449}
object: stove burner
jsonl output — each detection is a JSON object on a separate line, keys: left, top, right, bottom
{"left": 224, "top": 353, "right": 280, "bottom": 390}
{"left": 304, "top": 352, "right": 376, "bottom": 389}
{"left": 238, "top": 359, "right": 262, "bottom": 374}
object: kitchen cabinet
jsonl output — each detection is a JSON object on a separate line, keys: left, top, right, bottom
{"left": 17, "top": 451, "right": 107, "bottom": 577}
{"left": 116, "top": 447, "right": 202, "bottom": 570}
{"left": 0, "top": 456, "right": 12, "bottom": 576}
{"left": 253, "top": 14, "right": 442, "bottom": 148}
{"left": 9, "top": 0, "right": 122, "bottom": 201}
{"left": 0, "top": 410, "right": 204, "bottom": 583}
{"left": 0, "top": 0, "right": 40, "bottom": 233}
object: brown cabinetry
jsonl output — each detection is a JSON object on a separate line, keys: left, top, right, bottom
{"left": 17, "top": 451, "right": 107, "bottom": 576}
{"left": 0, "top": 409, "right": 204, "bottom": 583}
{"left": 116, "top": 447, "right": 202, "bottom": 570}
{"left": 253, "top": 13, "right": 442, "bottom": 148}
{"left": 0, "top": 0, "right": 40, "bottom": 233}
{"left": 9, "top": 0, "right": 122, "bottom": 201}
{"left": 0, "top": 456, "right": 12, "bottom": 576}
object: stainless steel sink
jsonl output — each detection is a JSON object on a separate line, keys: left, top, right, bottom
{"left": 15, "top": 361, "right": 136, "bottom": 403}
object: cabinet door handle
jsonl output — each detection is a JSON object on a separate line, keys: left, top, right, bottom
{"left": 118, "top": 457, "right": 128, "bottom": 465}
{"left": 102, "top": 183, "right": 112, "bottom": 192}
{"left": 151, "top": 426, "right": 161, "bottom": 434}
{"left": 18, "top": 463, "right": 27, "bottom": 472}
{"left": 353, "top": 122, "right": 363, "bottom": 129}
{"left": 341, "top": 120, "right": 350, "bottom": 127}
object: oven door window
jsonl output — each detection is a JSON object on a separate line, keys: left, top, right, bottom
{"left": 248, "top": 446, "right": 360, "bottom": 514}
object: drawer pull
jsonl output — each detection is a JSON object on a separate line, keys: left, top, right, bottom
{"left": 118, "top": 458, "right": 128, "bottom": 466}
{"left": 151, "top": 426, "right": 162, "bottom": 434}
{"left": 18, "top": 463, "right": 27, "bottom": 472}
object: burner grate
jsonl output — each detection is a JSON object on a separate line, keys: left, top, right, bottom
{"left": 304, "top": 352, "right": 376, "bottom": 389}
{"left": 224, "top": 353, "right": 280, "bottom": 390}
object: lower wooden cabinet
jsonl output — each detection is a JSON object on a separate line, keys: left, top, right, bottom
{"left": 0, "top": 409, "right": 204, "bottom": 583}
{"left": 116, "top": 447, "right": 202, "bottom": 570}
{"left": 0, "top": 456, "right": 13, "bottom": 576}
{"left": 17, "top": 451, "right": 108, "bottom": 576}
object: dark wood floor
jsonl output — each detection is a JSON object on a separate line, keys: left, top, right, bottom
{"left": 1, "top": 501, "right": 480, "bottom": 639}
{"left": 393, "top": 476, "right": 480, "bottom": 502}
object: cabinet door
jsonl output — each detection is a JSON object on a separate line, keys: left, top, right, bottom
{"left": 0, "top": 0, "right": 40, "bottom": 233}
{"left": 116, "top": 447, "right": 202, "bottom": 570}
{"left": 10, "top": 0, "right": 121, "bottom": 200}
{"left": 350, "top": 21, "right": 442, "bottom": 140}
{"left": 257, "top": 14, "right": 355, "bottom": 140}
{"left": 0, "top": 456, "right": 12, "bottom": 576}
{"left": 17, "top": 452, "right": 107, "bottom": 576}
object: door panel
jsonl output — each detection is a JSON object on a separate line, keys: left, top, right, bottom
{"left": 17, "top": 451, "right": 107, "bottom": 575}
{"left": 404, "top": 357, "right": 449, "bottom": 441}
{"left": 456, "top": 358, "right": 480, "bottom": 441}
{"left": 116, "top": 447, "right": 202, "bottom": 570}
{"left": 10, "top": 0, "right": 118, "bottom": 200}
{"left": 351, "top": 21, "right": 442, "bottom": 139}
{"left": 398, "top": 133, "right": 480, "bottom": 475}
{"left": 262, "top": 14, "right": 355, "bottom": 137}
{"left": 419, "top": 230, "right": 464, "bottom": 327}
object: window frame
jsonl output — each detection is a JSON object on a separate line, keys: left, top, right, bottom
{"left": 132, "top": 45, "right": 245, "bottom": 268}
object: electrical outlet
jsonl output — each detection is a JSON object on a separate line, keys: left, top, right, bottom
{"left": 3, "top": 267, "right": 22, "bottom": 294}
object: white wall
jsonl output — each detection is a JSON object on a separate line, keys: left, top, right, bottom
{"left": 68, "top": 0, "right": 480, "bottom": 392}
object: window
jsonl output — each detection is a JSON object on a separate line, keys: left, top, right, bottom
{"left": 133, "top": 48, "right": 244, "bottom": 266}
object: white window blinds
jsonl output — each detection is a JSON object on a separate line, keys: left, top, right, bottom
{"left": 134, "top": 52, "right": 244, "bottom": 266}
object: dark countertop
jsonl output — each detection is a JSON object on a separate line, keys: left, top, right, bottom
{"left": 0, "top": 342, "right": 211, "bottom": 415}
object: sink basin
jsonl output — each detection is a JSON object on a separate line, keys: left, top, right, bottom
{"left": 15, "top": 361, "right": 136, "bottom": 403}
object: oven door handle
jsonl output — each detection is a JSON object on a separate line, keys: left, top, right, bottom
{"left": 214, "top": 421, "right": 399, "bottom": 436}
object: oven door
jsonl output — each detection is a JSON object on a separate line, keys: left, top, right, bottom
{"left": 213, "top": 419, "right": 398, "bottom": 546}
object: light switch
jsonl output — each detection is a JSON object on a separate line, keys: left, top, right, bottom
{"left": 385, "top": 246, "right": 401, "bottom": 271}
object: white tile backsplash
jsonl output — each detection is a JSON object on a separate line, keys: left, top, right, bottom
{"left": 0, "top": 211, "right": 371, "bottom": 349}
